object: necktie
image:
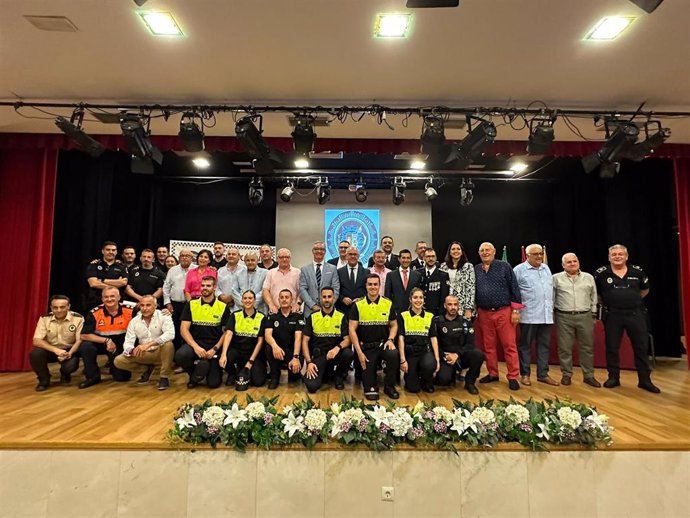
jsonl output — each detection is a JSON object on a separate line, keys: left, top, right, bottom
{"left": 402, "top": 269, "right": 408, "bottom": 290}
{"left": 315, "top": 263, "right": 322, "bottom": 288}
{"left": 350, "top": 267, "right": 355, "bottom": 284}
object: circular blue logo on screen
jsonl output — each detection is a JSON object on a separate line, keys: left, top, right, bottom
{"left": 326, "top": 210, "right": 379, "bottom": 261}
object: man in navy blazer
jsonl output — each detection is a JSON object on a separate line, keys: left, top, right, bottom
{"left": 367, "top": 235, "right": 400, "bottom": 270}
{"left": 336, "top": 247, "right": 368, "bottom": 314}
{"left": 300, "top": 241, "right": 340, "bottom": 317}
{"left": 327, "top": 240, "right": 351, "bottom": 269}
{"left": 230, "top": 251, "right": 268, "bottom": 314}
{"left": 384, "top": 249, "right": 422, "bottom": 314}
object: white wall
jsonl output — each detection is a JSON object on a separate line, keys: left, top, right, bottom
{"left": 275, "top": 189, "right": 432, "bottom": 268}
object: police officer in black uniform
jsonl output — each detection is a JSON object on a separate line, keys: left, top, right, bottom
{"left": 595, "top": 244, "right": 659, "bottom": 393}
{"left": 125, "top": 249, "right": 166, "bottom": 306}
{"left": 419, "top": 248, "right": 450, "bottom": 315}
{"left": 433, "top": 295, "right": 485, "bottom": 394}
{"left": 85, "top": 241, "right": 129, "bottom": 309}
{"left": 264, "top": 288, "right": 304, "bottom": 389}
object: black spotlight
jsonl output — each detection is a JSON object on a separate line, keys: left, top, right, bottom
{"left": 420, "top": 115, "right": 445, "bottom": 157}
{"left": 424, "top": 178, "right": 438, "bottom": 201}
{"left": 581, "top": 121, "right": 639, "bottom": 176}
{"left": 280, "top": 181, "right": 295, "bottom": 202}
{"left": 459, "top": 178, "right": 474, "bottom": 206}
{"left": 248, "top": 177, "right": 264, "bottom": 206}
{"left": 120, "top": 115, "right": 162, "bottom": 163}
{"left": 527, "top": 117, "right": 556, "bottom": 155}
{"left": 449, "top": 119, "right": 497, "bottom": 167}
{"left": 627, "top": 0, "right": 665, "bottom": 13}
{"left": 354, "top": 180, "right": 368, "bottom": 203}
{"left": 392, "top": 177, "right": 406, "bottom": 205}
{"left": 624, "top": 122, "right": 671, "bottom": 161}
{"left": 316, "top": 177, "right": 331, "bottom": 205}
{"left": 179, "top": 112, "right": 205, "bottom": 152}
{"left": 235, "top": 116, "right": 271, "bottom": 159}
{"left": 291, "top": 114, "right": 316, "bottom": 156}
{"left": 55, "top": 110, "right": 105, "bottom": 158}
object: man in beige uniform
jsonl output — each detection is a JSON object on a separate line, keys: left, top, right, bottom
{"left": 29, "top": 294, "right": 84, "bottom": 392}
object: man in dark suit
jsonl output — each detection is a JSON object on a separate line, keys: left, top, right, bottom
{"left": 420, "top": 247, "right": 450, "bottom": 315}
{"left": 327, "top": 240, "right": 351, "bottom": 269}
{"left": 367, "top": 235, "right": 400, "bottom": 270}
{"left": 336, "top": 246, "right": 368, "bottom": 314}
{"left": 384, "top": 248, "right": 422, "bottom": 314}
{"left": 411, "top": 241, "right": 428, "bottom": 270}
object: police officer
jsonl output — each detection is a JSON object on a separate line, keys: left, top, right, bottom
{"left": 397, "top": 288, "right": 440, "bottom": 393}
{"left": 433, "top": 295, "right": 485, "bottom": 395}
{"left": 303, "top": 287, "right": 353, "bottom": 393}
{"left": 29, "top": 294, "right": 83, "bottom": 391}
{"left": 85, "top": 241, "right": 128, "bottom": 309}
{"left": 219, "top": 290, "right": 267, "bottom": 388}
{"left": 264, "top": 289, "right": 304, "bottom": 389}
{"left": 125, "top": 249, "right": 166, "bottom": 305}
{"left": 595, "top": 244, "right": 660, "bottom": 393}
{"left": 175, "top": 276, "right": 230, "bottom": 389}
{"left": 349, "top": 274, "right": 400, "bottom": 400}
{"left": 79, "top": 286, "right": 134, "bottom": 388}
{"left": 420, "top": 247, "right": 450, "bottom": 315}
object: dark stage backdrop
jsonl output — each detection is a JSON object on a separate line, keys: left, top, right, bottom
{"left": 431, "top": 158, "right": 683, "bottom": 358}
{"left": 50, "top": 150, "right": 276, "bottom": 313}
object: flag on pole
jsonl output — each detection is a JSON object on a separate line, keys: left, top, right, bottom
{"left": 521, "top": 245, "right": 526, "bottom": 263}
{"left": 542, "top": 245, "right": 548, "bottom": 265}
{"left": 501, "top": 245, "right": 508, "bottom": 262}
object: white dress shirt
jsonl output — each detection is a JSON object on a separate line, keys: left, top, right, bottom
{"left": 123, "top": 309, "right": 175, "bottom": 355}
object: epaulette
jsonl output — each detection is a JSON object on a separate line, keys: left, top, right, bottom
{"left": 69, "top": 311, "right": 83, "bottom": 318}
{"left": 595, "top": 266, "right": 608, "bottom": 274}
{"left": 630, "top": 264, "right": 644, "bottom": 271}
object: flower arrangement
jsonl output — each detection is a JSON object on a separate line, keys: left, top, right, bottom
{"left": 167, "top": 395, "right": 613, "bottom": 452}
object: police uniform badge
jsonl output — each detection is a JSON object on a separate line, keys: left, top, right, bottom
{"left": 441, "top": 326, "right": 448, "bottom": 334}
{"left": 98, "top": 319, "right": 105, "bottom": 326}
{"left": 68, "top": 324, "right": 76, "bottom": 332}
{"left": 97, "top": 265, "right": 103, "bottom": 270}
{"left": 135, "top": 272, "right": 140, "bottom": 277}
{"left": 274, "top": 320, "right": 280, "bottom": 327}
{"left": 298, "top": 319, "right": 305, "bottom": 326}
{"left": 607, "top": 278, "right": 613, "bottom": 284}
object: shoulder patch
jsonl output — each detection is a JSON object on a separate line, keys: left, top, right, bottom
{"left": 70, "top": 311, "right": 83, "bottom": 318}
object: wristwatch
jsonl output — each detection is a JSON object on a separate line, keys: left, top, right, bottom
{"left": 292, "top": 354, "right": 299, "bottom": 359}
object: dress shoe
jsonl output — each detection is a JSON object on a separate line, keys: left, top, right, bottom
{"left": 560, "top": 375, "right": 572, "bottom": 386}
{"left": 60, "top": 373, "right": 71, "bottom": 384}
{"left": 479, "top": 374, "right": 499, "bottom": 384}
{"left": 364, "top": 387, "right": 379, "bottom": 401}
{"left": 268, "top": 377, "right": 280, "bottom": 390}
{"left": 383, "top": 385, "right": 400, "bottom": 399}
{"left": 638, "top": 381, "right": 661, "bottom": 394}
{"left": 508, "top": 379, "right": 520, "bottom": 391}
{"left": 137, "top": 365, "right": 155, "bottom": 384}
{"left": 78, "top": 377, "right": 101, "bottom": 389}
{"left": 35, "top": 382, "right": 50, "bottom": 392}
{"left": 603, "top": 377, "right": 620, "bottom": 389}
{"left": 465, "top": 383, "right": 479, "bottom": 395}
{"left": 334, "top": 378, "right": 345, "bottom": 390}
{"left": 225, "top": 374, "right": 236, "bottom": 386}
{"left": 537, "top": 376, "right": 559, "bottom": 386}
{"left": 157, "top": 378, "right": 169, "bottom": 391}
{"left": 520, "top": 375, "right": 532, "bottom": 386}
{"left": 186, "top": 380, "right": 198, "bottom": 389}
{"left": 583, "top": 377, "right": 601, "bottom": 388}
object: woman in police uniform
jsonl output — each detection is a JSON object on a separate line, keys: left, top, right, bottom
{"left": 397, "top": 288, "right": 440, "bottom": 393}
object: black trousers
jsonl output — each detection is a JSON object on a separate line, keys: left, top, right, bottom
{"left": 266, "top": 344, "right": 302, "bottom": 383}
{"left": 170, "top": 301, "right": 186, "bottom": 350}
{"left": 436, "top": 347, "right": 485, "bottom": 386}
{"left": 225, "top": 348, "right": 267, "bottom": 387}
{"left": 361, "top": 344, "right": 400, "bottom": 391}
{"left": 79, "top": 341, "right": 131, "bottom": 381}
{"left": 303, "top": 347, "right": 354, "bottom": 393}
{"left": 28, "top": 348, "right": 80, "bottom": 383}
{"left": 403, "top": 346, "right": 436, "bottom": 393}
{"left": 174, "top": 344, "right": 223, "bottom": 388}
{"left": 603, "top": 308, "right": 651, "bottom": 380}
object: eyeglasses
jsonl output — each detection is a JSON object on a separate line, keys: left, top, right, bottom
{"left": 528, "top": 252, "right": 544, "bottom": 256}
{"left": 278, "top": 256, "right": 290, "bottom": 259}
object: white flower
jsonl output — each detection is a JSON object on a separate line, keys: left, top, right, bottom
{"left": 504, "top": 404, "right": 530, "bottom": 424}
{"left": 223, "top": 403, "right": 249, "bottom": 429}
{"left": 411, "top": 400, "right": 426, "bottom": 416}
{"left": 201, "top": 406, "right": 226, "bottom": 428}
{"left": 344, "top": 408, "right": 365, "bottom": 424}
{"left": 557, "top": 407, "right": 583, "bottom": 430}
{"left": 330, "top": 413, "right": 347, "bottom": 438}
{"left": 366, "top": 405, "right": 392, "bottom": 428}
{"left": 470, "top": 406, "right": 496, "bottom": 425}
{"left": 246, "top": 402, "right": 266, "bottom": 420}
{"left": 330, "top": 402, "right": 341, "bottom": 414}
{"left": 304, "top": 409, "right": 328, "bottom": 432}
{"left": 451, "top": 408, "right": 477, "bottom": 436}
{"left": 282, "top": 405, "right": 293, "bottom": 415}
{"left": 584, "top": 410, "right": 610, "bottom": 432}
{"left": 537, "top": 422, "right": 551, "bottom": 440}
{"left": 388, "top": 407, "right": 413, "bottom": 437}
{"left": 176, "top": 408, "right": 196, "bottom": 430}
{"left": 283, "top": 411, "right": 306, "bottom": 437}
{"left": 432, "top": 406, "right": 454, "bottom": 424}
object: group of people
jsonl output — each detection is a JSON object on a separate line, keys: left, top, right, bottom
{"left": 29, "top": 236, "right": 660, "bottom": 396}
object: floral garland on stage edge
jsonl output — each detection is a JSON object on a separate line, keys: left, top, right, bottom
{"left": 167, "top": 395, "right": 613, "bottom": 452}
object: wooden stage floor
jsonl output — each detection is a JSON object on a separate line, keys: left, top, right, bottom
{"left": 1, "top": 360, "right": 688, "bottom": 451}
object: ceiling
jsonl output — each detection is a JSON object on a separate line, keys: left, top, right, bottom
{"left": 1, "top": 0, "right": 689, "bottom": 144}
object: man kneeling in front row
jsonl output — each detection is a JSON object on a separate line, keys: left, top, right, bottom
{"left": 114, "top": 295, "right": 175, "bottom": 390}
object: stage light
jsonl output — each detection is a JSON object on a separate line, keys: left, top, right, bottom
{"left": 179, "top": 112, "right": 204, "bottom": 152}
{"left": 624, "top": 123, "right": 671, "bottom": 161}
{"left": 410, "top": 159, "right": 426, "bottom": 170}
{"left": 138, "top": 12, "right": 184, "bottom": 36}
{"left": 459, "top": 178, "right": 474, "bottom": 206}
{"left": 448, "top": 120, "right": 497, "bottom": 167}
{"left": 355, "top": 181, "right": 368, "bottom": 203}
{"left": 510, "top": 162, "right": 528, "bottom": 174}
{"left": 527, "top": 118, "right": 555, "bottom": 155}
{"left": 120, "top": 115, "right": 163, "bottom": 165}
{"left": 235, "top": 116, "right": 271, "bottom": 160}
{"left": 280, "top": 181, "right": 295, "bottom": 202}
{"left": 582, "top": 121, "right": 639, "bottom": 176}
{"left": 133, "top": 0, "right": 148, "bottom": 5}
{"left": 55, "top": 110, "right": 105, "bottom": 158}
{"left": 374, "top": 13, "right": 412, "bottom": 38}
{"left": 420, "top": 115, "right": 445, "bottom": 158}
{"left": 316, "top": 178, "right": 331, "bottom": 205}
{"left": 424, "top": 178, "right": 438, "bottom": 202}
{"left": 584, "top": 17, "right": 636, "bottom": 40}
{"left": 248, "top": 177, "right": 264, "bottom": 206}
{"left": 291, "top": 114, "right": 316, "bottom": 156}
{"left": 627, "top": 0, "right": 665, "bottom": 13}
{"left": 392, "top": 177, "right": 406, "bottom": 205}
{"left": 192, "top": 157, "right": 210, "bottom": 169}
{"left": 294, "top": 157, "right": 309, "bottom": 169}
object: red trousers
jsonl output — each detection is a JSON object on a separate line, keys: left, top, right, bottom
{"left": 476, "top": 307, "right": 520, "bottom": 380}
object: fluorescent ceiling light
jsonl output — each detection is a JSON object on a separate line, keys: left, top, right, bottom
{"left": 138, "top": 12, "right": 184, "bottom": 36}
{"left": 192, "top": 157, "right": 210, "bottom": 169}
{"left": 585, "top": 16, "right": 636, "bottom": 40}
{"left": 374, "top": 13, "right": 412, "bottom": 38}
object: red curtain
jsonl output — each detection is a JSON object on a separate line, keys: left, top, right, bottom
{"left": 0, "top": 149, "right": 58, "bottom": 371}
{"left": 674, "top": 159, "right": 690, "bottom": 369}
